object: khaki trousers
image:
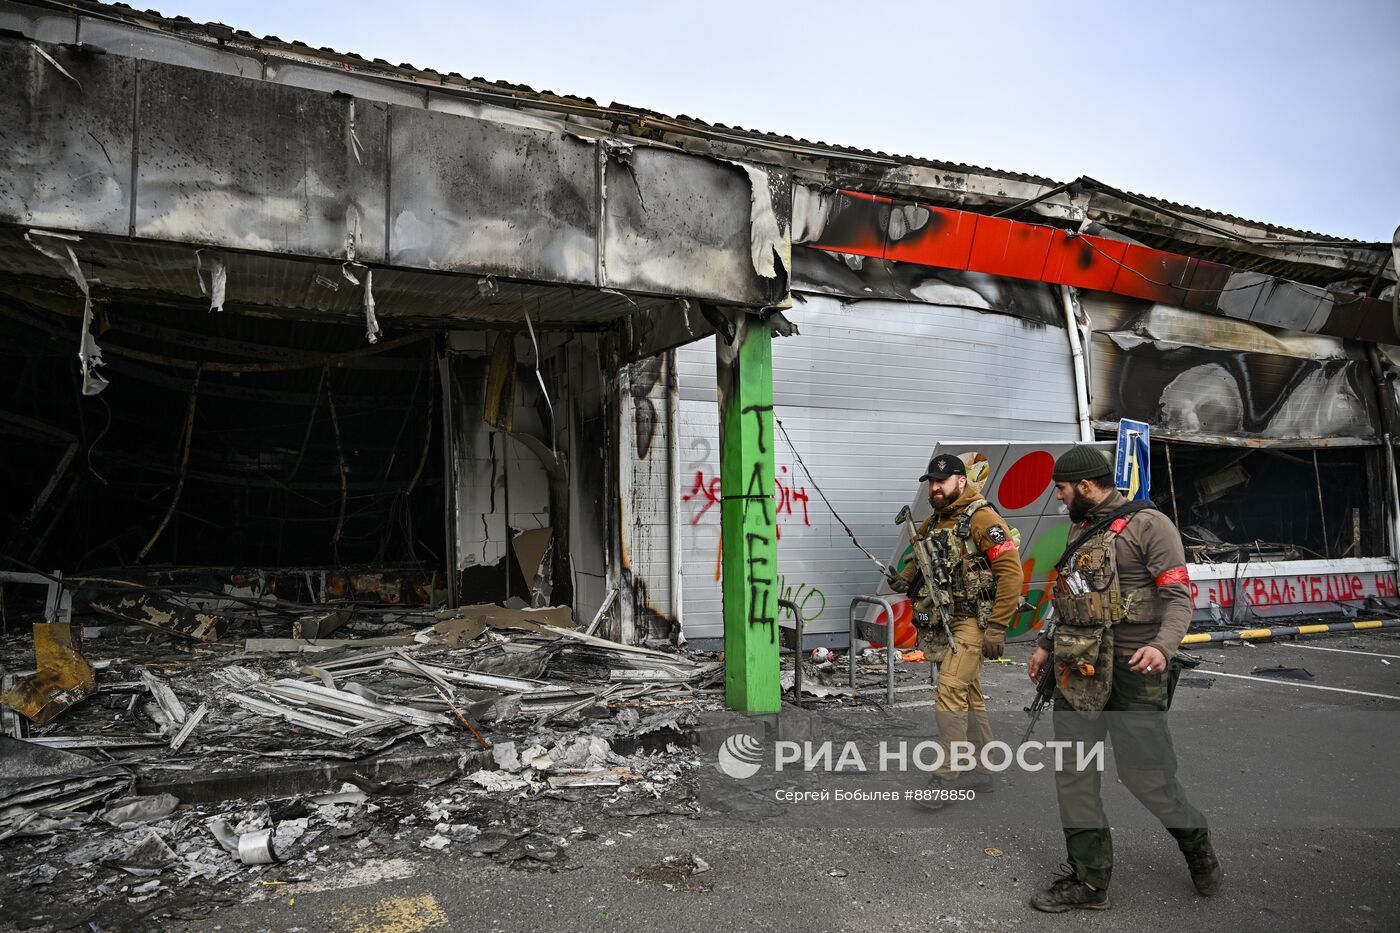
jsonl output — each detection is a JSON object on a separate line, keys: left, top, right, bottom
{"left": 929, "top": 615, "right": 993, "bottom": 780}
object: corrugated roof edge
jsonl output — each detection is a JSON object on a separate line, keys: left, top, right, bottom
{"left": 36, "top": 1, "right": 1389, "bottom": 248}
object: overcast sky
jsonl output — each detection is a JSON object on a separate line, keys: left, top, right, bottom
{"left": 167, "top": 0, "right": 1398, "bottom": 242}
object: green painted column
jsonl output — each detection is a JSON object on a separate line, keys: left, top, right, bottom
{"left": 716, "top": 313, "right": 781, "bottom": 713}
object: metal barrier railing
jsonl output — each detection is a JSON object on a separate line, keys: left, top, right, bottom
{"left": 849, "top": 595, "right": 898, "bottom": 705}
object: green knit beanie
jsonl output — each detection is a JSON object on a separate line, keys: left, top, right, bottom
{"left": 1052, "top": 446, "right": 1113, "bottom": 483}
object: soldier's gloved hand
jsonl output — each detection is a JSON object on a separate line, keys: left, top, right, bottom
{"left": 888, "top": 575, "right": 910, "bottom": 594}
{"left": 981, "top": 625, "right": 1006, "bottom": 660}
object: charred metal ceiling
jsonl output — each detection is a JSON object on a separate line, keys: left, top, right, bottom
{"left": 1085, "top": 297, "right": 1382, "bottom": 449}
{"left": 0, "top": 23, "right": 793, "bottom": 353}
{"left": 0, "top": 0, "right": 1386, "bottom": 296}
{"left": 0, "top": 228, "right": 676, "bottom": 330}
{"left": 788, "top": 187, "right": 1396, "bottom": 345}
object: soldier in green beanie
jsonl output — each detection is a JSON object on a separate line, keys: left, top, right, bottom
{"left": 1027, "top": 445, "right": 1221, "bottom": 912}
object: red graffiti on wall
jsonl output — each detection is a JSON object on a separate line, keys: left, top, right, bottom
{"left": 681, "top": 471, "right": 722, "bottom": 523}
{"left": 683, "top": 465, "right": 814, "bottom": 580}
{"left": 682, "top": 465, "right": 811, "bottom": 539}
{"left": 1199, "top": 573, "right": 1381, "bottom": 609}
{"left": 775, "top": 465, "right": 811, "bottom": 532}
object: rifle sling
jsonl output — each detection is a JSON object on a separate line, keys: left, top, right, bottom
{"left": 1055, "top": 499, "right": 1158, "bottom": 575}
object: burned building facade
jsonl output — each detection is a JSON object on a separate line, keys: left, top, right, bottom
{"left": 2, "top": 0, "right": 1397, "bottom": 679}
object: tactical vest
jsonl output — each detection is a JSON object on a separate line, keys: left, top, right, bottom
{"left": 923, "top": 497, "right": 998, "bottom": 628}
{"left": 1051, "top": 500, "right": 1162, "bottom": 712}
{"left": 1052, "top": 502, "right": 1164, "bottom": 627}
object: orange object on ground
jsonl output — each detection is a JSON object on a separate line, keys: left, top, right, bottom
{"left": 868, "top": 598, "right": 920, "bottom": 650}
{"left": 901, "top": 650, "right": 927, "bottom": 663}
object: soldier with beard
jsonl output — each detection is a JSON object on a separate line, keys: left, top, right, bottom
{"left": 1026, "top": 446, "right": 1220, "bottom": 912}
{"left": 892, "top": 454, "right": 1024, "bottom": 802}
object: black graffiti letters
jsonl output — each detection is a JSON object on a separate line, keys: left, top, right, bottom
{"left": 745, "top": 461, "right": 775, "bottom": 524}
{"left": 741, "top": 403, "right": 773, "bottom": 454}
{"left": 745, "top": 531, "right": 775, "bottom": 628}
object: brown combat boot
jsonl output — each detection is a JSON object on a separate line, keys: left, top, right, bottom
{"left": 1029, "top": 864, "right": 1110, "bottom": 913}
{"left": 1183, "top": 837, "right": 1223, "bottom": 896}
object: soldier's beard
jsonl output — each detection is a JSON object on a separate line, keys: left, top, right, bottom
{"left": 1065, "top": 488, "right": 1092, "bottom": 523}
{"left": 928, "top": 482, "right": 960, "bottom": 510}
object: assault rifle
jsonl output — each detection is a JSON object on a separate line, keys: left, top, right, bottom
{"left": 894, "top": 505, "right": 957, "bottom": 656}
{"left": 1021, "top": 605, "right": 1057, "bottom": 743}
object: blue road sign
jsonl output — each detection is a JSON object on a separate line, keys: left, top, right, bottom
{"left": 1115, "top": 419, "right": 1151, "bottom": 500}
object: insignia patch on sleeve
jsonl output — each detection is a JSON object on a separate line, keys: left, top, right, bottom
{"left": 987, "top": 525, "right": 1007, "bottom": 545}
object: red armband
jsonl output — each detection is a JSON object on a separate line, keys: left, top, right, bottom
{"left": 985, "top": 540, "right": 1016, "bottom": 560}
{"left": 1155, "top": 566, "right": 1189, "bottom": 587}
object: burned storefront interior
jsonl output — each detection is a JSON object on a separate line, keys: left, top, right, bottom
{"left": 1, "top": 0, "right": 1396, "bottom": 689}
{"left": 3, "top": 295, "right": 448, "bottom": 597}
{"left": 0, "top": 265, "right": 656, "bottom": 627}
{"left": 1147, "top": 445, "right": 1383, "bottom": 565}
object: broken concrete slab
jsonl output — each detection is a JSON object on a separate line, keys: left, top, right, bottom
{"left": 550, "top": 735, "right": 612, "bottom": 770}
{"left": 466, "top": 770, "right": 531, "bottom": 792}
{"left": 491, "top": 741, "right": 521, "bottom": 772}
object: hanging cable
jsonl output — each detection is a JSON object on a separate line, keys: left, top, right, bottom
{"left": 773, "top": 416, "right": 898, "bottom": 582}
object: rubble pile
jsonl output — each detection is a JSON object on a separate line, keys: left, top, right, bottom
{"left": 0, "top": 591, "right": 717, "bottom": 930}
